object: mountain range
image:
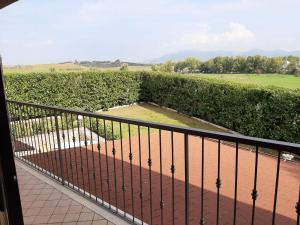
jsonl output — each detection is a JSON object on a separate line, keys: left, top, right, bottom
{"left": 148, "top": 49, "right": 300, "bottom": 63}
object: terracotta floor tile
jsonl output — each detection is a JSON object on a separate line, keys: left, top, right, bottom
{"left": 48, "top": 214, "right": 65, "bottom": 223}
{"left": 63, "top": 213, "right": 80, "bottom": 222}
{"left": 92, "top": 220, "right": 108, "bottom": 225}
{"left": 78, "top": 212, "right": 94, "bottom": 222}
{"left": 53, "top": 206, "right": 70, "bottom": 215}
{"left": 17, "top": 165, "right": 115, "bottom": 225}
{"left": 32, "top": 214, "right": 51, "bottom": 224}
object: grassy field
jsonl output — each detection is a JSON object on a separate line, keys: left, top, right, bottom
{"left": 99, "top": 103, "right": 293, "bottom": 158}
{"left": 99, "top": 103, "right": 227, "bottom": 138}
{"left": 4, "top": 63, "right": 300, "bottom": 89}
{"left": 3, "top": 63, "right": 151, "bottom": 74}
{"left": 195, "top": 73, "right": 300, "bottom": 90}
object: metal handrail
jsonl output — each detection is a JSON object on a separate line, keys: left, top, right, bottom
{"left": 7, "top": 99, "right": 300, "bottom": 155}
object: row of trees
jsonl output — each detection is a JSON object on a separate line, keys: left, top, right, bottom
{"left": 152, "top": 56, "right": 300, "bottom": 75}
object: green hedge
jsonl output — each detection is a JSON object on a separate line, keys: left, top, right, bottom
{"left": 141, "top": 73, "right": 300, "bottom": 143}
{"left": 5, "top": 71, "right": 300, "bottom": 143}
{"left": 5, "top": 71, "right": 142, "bottom": 111}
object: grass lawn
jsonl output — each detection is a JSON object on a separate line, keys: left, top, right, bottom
{"left": 194, "top": 73, "right": 300, "bottom": 90}
{"left": 99, "top": 103, "right": 227, "bottom": 138}
{"left": 98, "top": 104, "right": 291, "bottom": 159}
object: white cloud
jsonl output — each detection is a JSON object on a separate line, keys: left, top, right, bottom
{"left": 165, "top": 22, "right": 255, "bottom": 51}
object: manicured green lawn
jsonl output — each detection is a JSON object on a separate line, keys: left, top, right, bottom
{"left": 99, "top": 103, "right": 227, "bottom": 138}
{"left": 195, "top": 74, "right": 300, "bottom": 90}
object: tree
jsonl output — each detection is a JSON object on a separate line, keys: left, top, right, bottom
{"left": 151, "top": 65, "right": 159, "bottom": 72}
{"left": 184, "top": 57, "right": 201, "bottom": 73}
{"left": 160, "top": 61, "right": 175, "bottom": 73}
{"left": 120, "top": 63, "right": 129, "bottom": 71}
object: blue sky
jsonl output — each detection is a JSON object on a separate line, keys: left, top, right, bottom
{"left": 0, "top": 0, "right": 299, "bottom": 65}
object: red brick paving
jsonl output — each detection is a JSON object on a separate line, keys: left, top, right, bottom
{"left": 22, "top": 131, "right": 300, "bottom": 225}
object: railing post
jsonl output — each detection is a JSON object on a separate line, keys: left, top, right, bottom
{"left": 54, "top": 110, "right": 64, "bottom": 185}
{"left": 296, "top": 186, "right": 299, "bottom": 225}
{"left": 184, "top": 133, "right": 189, "bottom": 225}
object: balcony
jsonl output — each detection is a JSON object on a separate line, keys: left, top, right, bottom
{"left": 16, "top": 161, "right": 124, "bottom": 225}
{"left": 7, "top": 100, "right": 300, "bottom": 225}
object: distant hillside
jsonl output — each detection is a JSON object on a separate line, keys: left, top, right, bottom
{"left": 72, "top": 60, "right": 150, "bottom": 68}
{"left": 149, "top": 49, "right": 300, "bottom": 63}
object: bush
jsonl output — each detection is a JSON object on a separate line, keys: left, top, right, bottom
{"left": 5, "top": 71, "right": 142, "bottom": 112}
{"left": 140, "top": 72, "right": 300, "bottom": 143}
{"left": 5, "top": 71, "right": 300, "bottom": 143}
{"left": 87, "top": 118, "right": 120, "bottom": 140}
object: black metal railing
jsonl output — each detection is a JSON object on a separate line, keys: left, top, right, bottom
{"left": 7, "top": 100, "right": 300, "bottom": 225}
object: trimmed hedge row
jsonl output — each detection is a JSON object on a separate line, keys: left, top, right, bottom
{"left": 5, "top": 71, "right": 300, "bottom": 143}
{"left": 5, "top": 71, "right": 142, "bottom": 111}
{"left": 141, "top": 73, "right": 300, "bottom": 143}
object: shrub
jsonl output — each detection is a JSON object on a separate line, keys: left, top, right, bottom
{"left": 5, "top": 71, "right": 142, "bottom": 112}
{"left": 5, "top": 71, "right": 300, "bottom": 143}
{"left": 87, "top": 118, "right": 120, "bottom": 140}
{"left": 140, "top": 72, "right": 300, "bottom": 143}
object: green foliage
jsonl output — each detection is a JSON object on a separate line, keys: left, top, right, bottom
{"left": 172, "top": 56, "right": 300, "bottom": 74}
{"left": 120, "top": 63, "right": 129, "bottom": 71}
{"left": 140, "top": 72, "right": 300, "bottom": 143}
{"left": 10, "top": 114, "right": 78, "bottom": 139}
{"left": 5, "top": 71, "right": 300, "bottom": 143}
{"left": 174, "top": 57, "right": 201, "bottom": 73}
{"left": 87, "top": 118, "right": 120, "bottom": 140}
{"left": 5, "top": 71, "right": 142, "bottom": 112}
{"left": 151, "top": 61, "right": 175, "bottom": 73}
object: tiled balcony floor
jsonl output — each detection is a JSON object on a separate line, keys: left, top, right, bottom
{"left": 16, "top": 161, "right": 127, "bottom": 225}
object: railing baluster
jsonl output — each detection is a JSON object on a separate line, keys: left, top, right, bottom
{"left": 159, "top": 129, "right": 164, "bottom": 225}
{"left": 184, "top": 133, "right": 189, "bottom": 225}
{"left": 128, "top": 124, "right": 135, "bottom": 222}
{"left": 171, "top": 131, "right": 175, "bottom": 225}
{"left": 44, "top": 108, "right": 55, "bottom": 179}
{"left": 11, "top": 104, "right": 23, "bottom": 157}
{"left": 216, "top": 140, "right": 222, "bottom": 225}
{"left": 296, "top": 187, "right": 299, "bottom": 225}
{"left": 49, "top": 110, "right": 60, "bottom": 180}
{"left": 61, "top": 113, "right": 71, "bottom": 185}
{"left": 272, "top": 150, "right": 281, "bottom": 225}
{"left": 54, "top": 110, "right": 65, "bottom": 184}
{"left": 39, "top": 108, "right": 50, "bottom": 172}
{"left": 111, "top": 120, "right": 118, "bottom": 212}
{"left": 25, "top": 105, "right": 37, "bottom": 165}
{"left": 104, "top": 119, "right": 111, "bottom": 207}
{"left": 89, "top": 117, "right": 97, "bottom": 200}
{"left": 65, "top": 113, "right": 74, "bottom": 187}
{"left": 18, "top": 105, "right": 28, "bottom": 158}
{"left": 70, "top": 114, "right": 80, "bottom": 191}
{"left": 83, "top": 115, "right": 91, "bottom": 197}
{"left": 147, "top": 127, "right": 153, "bottom": 224}
{"left": 200, "top": 136, "right": 205, "bottom": 225}
{"left": 77, "top": 115, "right": 86, "bottom": 194}
{"left": 251, "top": 146, "right": 259, "bottom": 225}
{"left": 38, "top": 108, "right": 48, "bottom": 172}
{"left": 233, "top": 142, "right": 239, "bottom": 225}
{"left": 10, "top": 104, "right": 20, "bottom": 154}
{"left": 96, "top": 118, "right": 104, "bottom": 204}
{"left": 33, "top": 106, "right": 43, "bottom": 171}
{"left": 119, "top": 122, "right": 126, "bottom": 215}
{"left": 27, "top": 106, "right": 38, "bottom": 167}
{"left": 138, "top": 125, "right": 144, "bottom": 223}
